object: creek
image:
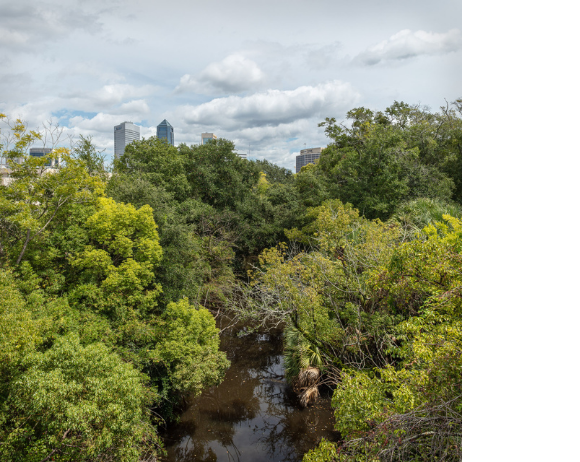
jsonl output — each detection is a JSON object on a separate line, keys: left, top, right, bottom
{"left": 162, "top": 318, "right": 340, "bottom": 462}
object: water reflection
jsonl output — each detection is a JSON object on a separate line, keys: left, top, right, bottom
{"left": 162, "top": 321, "right": 339, "bottom": 461}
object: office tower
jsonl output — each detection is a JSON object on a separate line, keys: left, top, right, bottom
{"left": 30, "top": 147, "right": 57, "bottom": 167}
{"left": 156, "top": 119, "right": 174, "bottom": 146}
{"left": 296, "top": 147, "right": 322, "bottom": 172}
{"left": 201, "top": 133, "right": 217, "bottom": 144}
{"left": 114, "top": 122, "right": 140, "bottom": 158}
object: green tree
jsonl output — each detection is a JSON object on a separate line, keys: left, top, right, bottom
{"left": 295, "top": 163, "right": 331, "bottom": 208}
{"left": 314, "top": 101, "right": 461, "bottom": 220}
{"left": 234, "top": 201, "right": 462, "bottom": 459}
{"left": 110, "top": 136, "right": 304, "bottom": 279}
{"left": 150, "top": 298, "right": 229, "bottom": 398}
{"left": 0, "top": 270, "right": 161, "bottom": 462}
{"left": 252, "top": 159, "right": 294, "bottom": 184}
{"left": 114, "top": 137, "right": 191, "bottom": 202}
{"left": 66, "top": 196, "right": 163, "bottom": 322}
{"left": 180, "top": 139, "right": 260, "bottom": 209}
{"left": 72, "top": 134, "right": 108, "bottom": 179}
{"left": 106, "top": 174, "right": 237, "bottom": 307}
{"left": 0, "top": 334, "right": 160, "bottom": 462}
{"left": 0, "top": 148, "right": 105, "bottom": 265}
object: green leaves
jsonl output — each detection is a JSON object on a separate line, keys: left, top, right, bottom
{"left": 332, "top": 370, "right": 390, "bottom": 436}
{"left": 0, "top": 146, "right": 105, "bottom": 266}
{"left": 152, "top": 299, "right": 229, "bottom": 397}
{"left": 313, "top": 101, "right": 462, "bottom": 220}
{"left": 66, "top": 197, "right": 162, "bottom": 320}
{"left": 0, "top": 334, "right": 160, "bottom": 462}
{"left": 241, "top": 201, "right": 462, "bottom": 460}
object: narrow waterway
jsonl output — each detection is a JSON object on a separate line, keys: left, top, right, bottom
{"left": 162, "top": 319, "right": 340, "bottom": 462}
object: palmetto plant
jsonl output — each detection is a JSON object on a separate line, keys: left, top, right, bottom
{"left": 283, "top": 326, "right": 323, "bottom": 406}
{"left": 283, "top": 326, "right": 322, "bottom": 378}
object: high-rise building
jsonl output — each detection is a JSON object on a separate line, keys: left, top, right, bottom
{"left": 114, "top": 122, "right": 140, "bottom": 158}
{"left": 296, "top": 147, "right": 323, "bottom": 172}
{"left": 30, "top": 147, "right": 57, "bottom": 167}
{"left": 201, "top": 133, "right": 217, "bottom": 144}
{"left": 156, "top": 119, "right": 174, "bottom": 146}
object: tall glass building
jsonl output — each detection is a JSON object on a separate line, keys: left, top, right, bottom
{"left": 296, "top": 147, "right": 323, "bottom": 172}
{"left": 157, "top": 119, "right": 174, "bottom": 146}
{"left": 114, "top": 122, "right": 140, "bottom": 159}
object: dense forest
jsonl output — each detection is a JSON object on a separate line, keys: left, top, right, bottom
{"left": 0, "top": 100, "right": 462, "bottom": 461}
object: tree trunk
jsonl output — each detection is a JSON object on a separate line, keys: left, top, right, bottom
{"left": 16, "top": 229, "right": 31, "bottom": 265}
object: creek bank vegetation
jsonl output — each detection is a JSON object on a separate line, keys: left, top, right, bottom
{"left": 0, "top": 100, "right": 461, "bottom": 461}
{"left": 231, "top": 200, "right": 461, "bottom": 461}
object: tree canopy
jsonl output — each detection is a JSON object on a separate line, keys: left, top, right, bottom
{"left": 0, "top": 100, "right": 462, "bottom": 460}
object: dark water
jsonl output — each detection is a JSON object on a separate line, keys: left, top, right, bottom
{"left": 162, "top": 320, "right": 340, "bottom": 462}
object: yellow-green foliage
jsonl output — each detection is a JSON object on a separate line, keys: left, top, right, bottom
{"left": 151, "top": 299, "right": 230, "bottom": 397}
{"left": 0, "top": 114, "right": 42, "bottom": 157}
{"left": 247, "top": 205, "right": 462, "bottom": 461}
{"left": 0, "top": 270, "right": 160, "bottom": 461}
{"left": 0, "top": 270, "right": 45, "bottom": 385}
{"left": 332, "top": 370, "right": 390, "bottom": 436}
{"left": 246, "top": 200, "right": 404, "bottom": 372}
{"left": 69, "top": 197, "right": 163, "bottom": 318}
{"left": 0, "top": 141, "right": 105, "bottom": 265}
{"left": 332, "top": 216, "right": 462, "bottom": 425}
{"left": 303, "top": 439, "right": 348, "bottom": 462}
{"left": 1, "top": 335, "right": 159, "bottom": 462}
{"left": 255, "top": 171, "right": 270, "bottom": 196}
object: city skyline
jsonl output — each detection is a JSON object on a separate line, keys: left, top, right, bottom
{"left": 0, "top": 0, "right": 461, "bottom": 171}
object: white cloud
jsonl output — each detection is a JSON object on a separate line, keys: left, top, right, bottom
{"left": 227, "top": 120, "right": 311, "bottom": 143}
{"left": 69, "top": 113, "right": 131, "bottom": 134}
{"left": 174, "top": 80, "right": 359, "bottom": 130}
{"left": 68, "top": 111, "right": 151, "bottom": 135}
{"left": 0, "top": 3, "right": 102, "bottom": 51}
{"left": 0, "top": 1, "right": 461, "bottom": 170}
{"left": 354, "top": 29, "right": 461, "bottom": 66}
{"left": 170, "top": 82, "right": 354, "bottom": 171}
{"left": 176, "top": 54, "right": 266, "bottom": 94}
{"left": 112, "top": 99, "right": 150, "bottom": 115}
{"left": 62, "top": 84, "right": 157, "bottom": 111}
{"left": 304, "top": 42, "right": 345, "bottom": 70}
{"left": 0, "top": 29, "right": 28, "bottom": 47}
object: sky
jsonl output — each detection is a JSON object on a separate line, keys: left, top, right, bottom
{"left": 0, "top": 0, "right": 462, "bottom": 171}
